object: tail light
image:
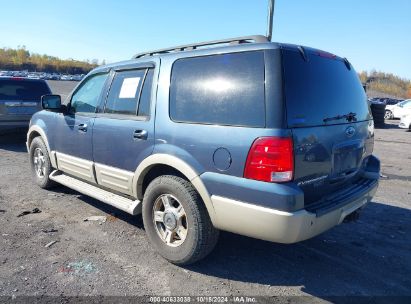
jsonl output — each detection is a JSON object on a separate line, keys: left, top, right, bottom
{"left": 244, "top": 137, "right": 294, "bottom": 183}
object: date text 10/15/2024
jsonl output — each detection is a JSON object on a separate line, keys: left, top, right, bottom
{"left": 149, "top": 296, "right": 257, "bottom": 303}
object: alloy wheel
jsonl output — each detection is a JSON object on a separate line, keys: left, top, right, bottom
{"left": 33, "top": 148, "right": 46, "bottom": 178}
{"left": 152, "top": 194, "right": 188, "bottom": 247}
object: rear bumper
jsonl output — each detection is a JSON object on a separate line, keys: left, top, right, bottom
{"left": 0, "top": 120, "right": 30, "bottom": 131}
{"left": 211, "top": 178, "right": 378, "bottom": 244}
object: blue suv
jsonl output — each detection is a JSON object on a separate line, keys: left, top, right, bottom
{"left": 0, "top": 77, "right": 51, "bottom": 132}
{"left": 27, "top": 36, "right": 380, "bottom": 265}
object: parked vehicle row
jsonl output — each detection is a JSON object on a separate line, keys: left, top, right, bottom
{"left": 368, "top": 97, "right": 403, "bottom": 106}
{"left": 0, "top": 70, "right": 85, "bottom": 81}
{"left": 368, "top": 97, "right": 411, "bottom": 124}
{"left": 385, "top": 99, "right": 411, "bottom": 119}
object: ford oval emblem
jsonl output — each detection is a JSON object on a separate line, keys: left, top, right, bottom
{"left": 345, "top": 126, "right": 356, "bottom": 138}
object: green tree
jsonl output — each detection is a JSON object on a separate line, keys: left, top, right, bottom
{"left": 0, "top": 47, "right": 98, "bottom": 74}
{"left": 359, "top": 70, "right": 411, "bottom": 99}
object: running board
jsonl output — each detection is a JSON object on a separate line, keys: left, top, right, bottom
{"left": 49, "top": 170, "right": 141, "bottom": 215}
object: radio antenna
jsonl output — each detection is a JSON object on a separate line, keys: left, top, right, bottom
{"left": 267, "top": 0, "right": 275, "bottom": 41}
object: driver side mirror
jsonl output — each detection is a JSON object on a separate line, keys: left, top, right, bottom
{"left": 41, "top": 95, "right": 63, "bottom": 112}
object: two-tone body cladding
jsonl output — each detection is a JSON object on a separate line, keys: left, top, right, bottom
{"left": 27, "top": 36, "right": 380, "bottom": 264}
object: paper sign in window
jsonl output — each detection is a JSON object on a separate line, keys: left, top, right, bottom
{"left": 119, "top": 77, "right": 141, "bottom": 99}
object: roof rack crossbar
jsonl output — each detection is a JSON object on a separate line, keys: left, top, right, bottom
{"left": 132, "top": 35, "right": 269, "bottom": 59}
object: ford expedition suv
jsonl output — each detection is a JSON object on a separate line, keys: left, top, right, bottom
{"left": 1, "top": 77, "right": 51, "bottom": 132}
{"left": 27, "top": 36, "right": 380, "bottom": 265}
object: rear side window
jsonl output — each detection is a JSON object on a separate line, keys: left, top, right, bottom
{"left": 170, "top": 51, "right": 265, "bottom": 127}
{"left": 0, "top": 80, "right": 50, "bottom": 100}
{"left": 138, "top": 69, "right": 154, "bottom": 117}
{"left": 104, "top": 68, "right": 154, "bottom": 117}
{"left": 105, "top": 70, "right": 146, "bottom": 115}
{"left": 282, "top": 50, "right": 371, "bottom": 127}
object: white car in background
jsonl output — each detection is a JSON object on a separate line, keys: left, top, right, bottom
{"left": 399, "top": 112, "right": 411, "bottom": 130}
{"left": 385, "top": 99, "right": 411, "bottom": 119}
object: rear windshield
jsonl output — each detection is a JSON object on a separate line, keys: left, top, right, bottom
{"left": 282, "top": 50, "right": 370, "bottom": 127}
{"left": 0, "top": 79, "right": 50, "bottom": 100}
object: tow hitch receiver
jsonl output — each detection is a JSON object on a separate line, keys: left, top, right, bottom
{"left": 343, "top": 210, "right": 361, "bottom": 223}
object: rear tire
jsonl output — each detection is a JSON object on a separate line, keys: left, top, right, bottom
{"left": 370, "top": 103, "right": 386, "bottom": 128}
{"left": 29, "top": 137, "right": 55, "bottom": 189}
{"left": 142, "top": 175, "right": 219, "bottom": 265}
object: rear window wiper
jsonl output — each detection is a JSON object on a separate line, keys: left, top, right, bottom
{"left": 323, "top": 112, "right": 357, "bottom": 123}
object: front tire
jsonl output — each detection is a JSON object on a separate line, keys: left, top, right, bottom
{"left": 29, "top": 137, "right": 55, "bottom": 189}
{"left": 384, "top": 110, "right": 393, "bottom": 120}
{"left": 142, "top": 175, "right": 219, "bottom": 265}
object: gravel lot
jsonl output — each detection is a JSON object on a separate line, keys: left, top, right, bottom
{"left": 0, "top": 82, "right": 410, "bottom": 300}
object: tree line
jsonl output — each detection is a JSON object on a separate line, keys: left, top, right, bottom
{"left": 0, "top": 46, "right": 99, "bottom": 74}
{"left": 359, "top": 70, "right": 411, "bottom": 99}
{"left": 1, "top": 47, "right": 410, "bottom": 98}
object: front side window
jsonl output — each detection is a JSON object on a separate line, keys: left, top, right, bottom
{"left": 71, "top": 73, "right": 108, "bottom": 113}
{"left": 169, "top": 51, "right": 266, "bottom": 127}
{"left": 105, "top": 70, "right": 146, "bottom": 115}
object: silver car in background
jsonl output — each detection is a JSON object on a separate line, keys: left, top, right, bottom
{"left": 0, "top": 77, "right": 51, "bottom": 132}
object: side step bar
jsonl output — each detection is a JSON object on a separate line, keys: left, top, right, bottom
{"left": 49, "top": 170, "right": 141, "bottom": 215}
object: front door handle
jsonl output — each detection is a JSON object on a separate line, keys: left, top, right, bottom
{"left": 78, "top": 123, "right": 88, "bottom": 132}
{"left": 133, "top": 129, "right": 148, "bottom": 140}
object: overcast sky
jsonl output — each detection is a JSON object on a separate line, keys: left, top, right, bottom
{"left": 0, "top": 0, "right": 410, "bottom": 79}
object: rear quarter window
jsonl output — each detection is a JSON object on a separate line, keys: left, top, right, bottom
{"left": 169, "top": 51, "right": 266, "bottom": 127}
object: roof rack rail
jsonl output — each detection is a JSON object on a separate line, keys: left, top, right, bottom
{"left": 132, "top": 35, "right": 269, "bottom": 59}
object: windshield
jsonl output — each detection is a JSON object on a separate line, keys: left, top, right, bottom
{"left": 0, "top": 79, "right": 51, "bottom": 100}
{"left": 399, "top": 100, "right": 411, "bottom": 106}
{"left": 282, "top": 49, "right": 371, "bottom": 127}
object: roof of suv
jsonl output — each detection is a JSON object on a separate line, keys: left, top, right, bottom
{"left": 92, "top": 35, "right": 345, "bottom": 74}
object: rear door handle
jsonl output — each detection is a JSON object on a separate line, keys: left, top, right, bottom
{"left": 78, "top": 123, "right": 88, "bottom": 132}
{"left": 133, "top": 129, "right": 148, "bottom": 140}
